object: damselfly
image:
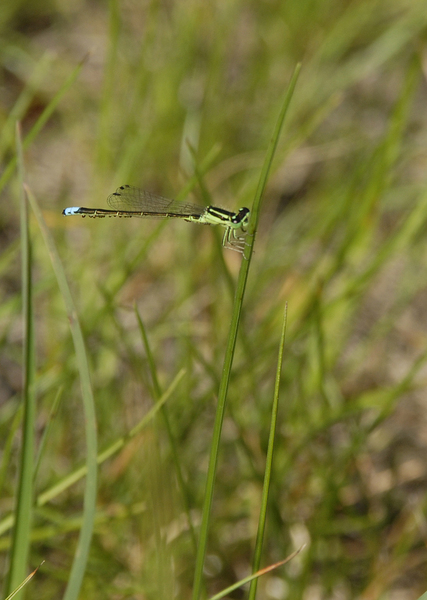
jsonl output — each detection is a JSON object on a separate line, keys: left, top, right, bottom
{"left": 63, "top": 185, "right": 250, "bottom": 253}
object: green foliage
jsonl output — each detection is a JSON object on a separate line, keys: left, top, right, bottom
{"left": 1, "top": 0, "right": 427, "bottom": 598}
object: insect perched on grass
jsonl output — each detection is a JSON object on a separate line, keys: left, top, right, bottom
{"left": 63, "top": 185, "right": 251, "bottom": 253}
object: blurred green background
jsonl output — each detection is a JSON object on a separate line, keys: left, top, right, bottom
{"left": 1, "top": 0, "right": 427, "bottom": 598}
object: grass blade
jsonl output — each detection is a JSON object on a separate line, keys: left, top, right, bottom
{"left": 5, "top": 124, "right": 36, "bottom": 598}
{"left": 191, "top": 64, "right": 301, "bottom": 600}
{"left": 25, "top": 185, "right": 97, "bottom": 600}
{"left": 248, "top": 305, "right": 288, "bottom": 600}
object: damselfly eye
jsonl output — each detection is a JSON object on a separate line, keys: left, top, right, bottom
{"left": 232, "top": 207, "right": 250, "bottom": 225}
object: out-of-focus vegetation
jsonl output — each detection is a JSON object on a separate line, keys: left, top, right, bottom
{"left": 1, "top": 0, "right": 427, "bottom": 598}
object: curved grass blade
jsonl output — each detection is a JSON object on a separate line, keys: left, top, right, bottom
{"left": 25, "top": 185, "right": 97, "bottom": 600}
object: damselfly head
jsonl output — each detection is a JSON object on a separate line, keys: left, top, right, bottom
{"left": 232, "top": 207, "right": 250, "bottom": 228}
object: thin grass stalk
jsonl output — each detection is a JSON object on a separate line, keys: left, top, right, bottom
{"left": 248, "top": 305, "right": 288, "bottom": 600}
{"left": 191, "top": 64, "right": 301, "bottom": 600}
